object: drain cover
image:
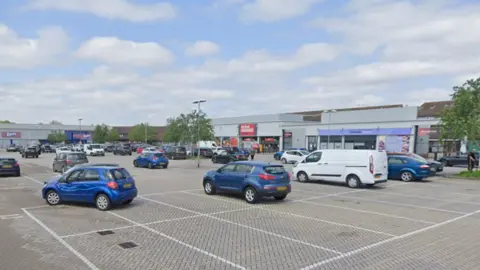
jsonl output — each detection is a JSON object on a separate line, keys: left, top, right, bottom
{"left": 118, "top": 242, "right": 138, "bottom": 249}
{"left": 97, "top": 230, "right": 115, "bottom": 236}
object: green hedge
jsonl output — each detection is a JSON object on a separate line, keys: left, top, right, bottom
{"left": 458, "top": 170, "right": 480, "bottom": 178}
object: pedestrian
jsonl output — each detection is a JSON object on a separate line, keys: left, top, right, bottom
{"left": 468, "top": 151, "right": 476, "bottom": 172}
{"left": 250, "top": 148, "right": 256, "bottom": 160}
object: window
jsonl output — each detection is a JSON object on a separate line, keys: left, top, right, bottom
{"left": 263, "top": 166, "right": 286, "bottom": 174}
{"left": 58, "top": 153, "right": 66, "bottom": 160}
{"left": 154, "top": 153, "right": 164, "bottom": 157}
{"left": 107, "top": 168, "right": 131, "bottom": 180}
{"left": 81, "top": 169, "right": 100, "bottom": 181}
{"left": 235, "top": 164, "right": 253, "bottom": 173}
{"left": 0, "top": 158, "right": 16, "bottom": 165}
{"left": 220, "top": 164, "right": 236, "bottom": 173}
{"left": 66, "top": 170, "right": 83, "bottom": 182}
{"left": 388, "top": 157, "right": 405, "bottom": 164}
{"left": 299, "top": 150, "right": 310, "bottom": 156}
{"left": 305, "top": 152, "right": 322, "bottom": 163}
{"left": 68, "top": 153, "right": 87, "bottom": 161}
{"left": 286, "top": 151, "right": 295, "bottom": 155}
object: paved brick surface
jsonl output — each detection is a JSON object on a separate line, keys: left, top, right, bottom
{"left": 0, "top": 152, "right": 479, "bottom": 269}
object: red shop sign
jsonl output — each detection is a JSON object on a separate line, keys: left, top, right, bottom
{"left": 418, "top": 128, "right": 432, "bottom": 136}
{"left": 283, "top": 132, "right": 292, "bottom": 138}
{"left": 1, "top": 132, "right": 21, "bottom": 138}
{"left": 264, "top": 138, "right": 275, "bottom": 142}
{"left": 239, "top": 123, "right": 257, "bottom": 136}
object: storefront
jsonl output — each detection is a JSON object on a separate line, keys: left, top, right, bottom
{"left": 317, "top": 128, "right": 413, "bottom": 152}
{"left": 260, "top": 137, "right": 280, "bottom": 153}
{"left": 416, "top": 125, "right": 461, "bottom": 159}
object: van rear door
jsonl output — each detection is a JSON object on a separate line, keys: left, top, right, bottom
{"left": 371, "top": 151, "right": 388, "bottom": 180}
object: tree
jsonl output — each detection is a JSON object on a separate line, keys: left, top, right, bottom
{"left": 440, "top": 77, "right": 480, "bottom": 150}
{"left": 0, "top": 120, "right": 13, "bottom": 124}
{"left": 163, "top": 110, "right": 214, "bottom": 144}
{"left": 92, "top": 124, "right": 110, "bottom": 143}
{"left": 128, "top": 123, "right": 158, "bottom": 143}
{"left": 49, "top": 120, "right": 62, "bottom": 125}
{"left": 47, "top": 131, "right": 66, "bottom": 143}
{"left": 106, "top": 128, "right": 120, "bottom": 142}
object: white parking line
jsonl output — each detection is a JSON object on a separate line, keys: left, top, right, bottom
{"left": 0, "top": 214, "right": 23, "bottom": 220}
{"left": 22, "top": 175, "right": 44, "bottom": 185}
{"left": 297, "top": 200, "right": 436, "bottom": 224}
{"left": 294, "top": 190, "right": 365, "bottom": 202}
{"left": 140, "top": 189, "right": 203, "bottom": 197}
{"left": 108, "top": 211, "right": 247, "bottom": 270}
{"left": 300, "top": 208, "right": 480, "bottom": 270}
{"left": 367, "top": 190, "right": 480, "bottom": 206}
{"left": 139, "top": 195, "right": 344, "bottom": 255}
{"left": 23, "top": 205, "right": 50, "bottom": 210}
{"left": 22, "top": 208, "right": 99, "bottom": 270}
{"left": 335, "top": 195, "right": 468, "bottom": 215}
{"left": 183, "top": 192, "right": 396, "bottom": 237}
{"left": 0, "top": 186, "right": 39, "bottom": 190}
{"left": 60, "top": 206, "right": 254, "bottom": 238}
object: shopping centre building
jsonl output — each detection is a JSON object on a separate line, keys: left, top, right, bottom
{"left": 0, "top": 101, "right": 458, "bottom": 158}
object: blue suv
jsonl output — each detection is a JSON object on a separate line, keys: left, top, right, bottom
{"left": 134, "top": 152, "right": 169, "bottom": 169}
{"left": 203, "top": 161, "right": 291, "bottom": 204}
{"left": 42, "top": 166, "right": 137, "bottom": 211}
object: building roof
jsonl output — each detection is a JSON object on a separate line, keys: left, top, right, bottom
{"left": 417, "top": 101, "right": 453, "bottom": 118}
{"left": 289, "top": 104, "right": 404, "bottom": 121}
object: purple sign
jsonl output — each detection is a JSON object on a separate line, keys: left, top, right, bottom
{"left": 318, "top": 128, "right": 411, "bottom": 136}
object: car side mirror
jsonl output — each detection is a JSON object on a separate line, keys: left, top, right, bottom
{"left": 216, "top": 169, "right": 222, "bottom": 173}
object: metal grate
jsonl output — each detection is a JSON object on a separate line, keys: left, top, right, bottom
{"left": 118, "top": 242, "right": 138, "bottom": 249}
{"left": 97, "top": 230, "right": 115, "bottom": 236}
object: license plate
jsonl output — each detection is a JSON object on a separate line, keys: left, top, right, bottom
{"left": 2, "top": 165, "right": 12, "bottom": 168}
{"left": 123, "top": 184, "right": 132, "bottom": 188}
{"left": 375, "top": 175, "right": 381, "bottom": 179}
{"left": 430, "top": 168, "right": 436, "bottom": 172}
{"left": 276, "top": 186, "right": 287, "bottom": 191}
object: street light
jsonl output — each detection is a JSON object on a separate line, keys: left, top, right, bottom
{"left": 193, "top": 99, "right": 207, "bottom": 168}
{"left": 325, "top": 110, "right": 336, "bottom": 149}
{"left": 78, "top": 118, "right": 83, "bottom": 144}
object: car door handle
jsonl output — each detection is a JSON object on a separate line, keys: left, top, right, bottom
{"left": 324, "top": 163, "right": 328, "bottom": 165}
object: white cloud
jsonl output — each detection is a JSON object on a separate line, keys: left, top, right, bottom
{"left": 0, "top": 24, "right": 68, "bottom": 69}
{"left": 26, "top": 0, "right": 176, "bottom": 22}
{"left": 185, "top": 41, "right": 220, "bottom": 56}
{"left": 239, "top": 0, "right": 322, "bottom": 22}
{"left": 75, "top": 37, "right": 175, "bottom": 67}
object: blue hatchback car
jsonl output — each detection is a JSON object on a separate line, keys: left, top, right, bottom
{"left": 388, "top": 155, "right": 432, "bottom": 182}
{"left": 203, "top": 161, "right": 291, "bottom": 204}
{"left": 42, "top": 166, "right": 137, "bottom": 211}
{"left": 0, "top": 157, "right": 20, "bottom": 177}
{"left": 133, "top": 152, "right": 169, "bottom": 169}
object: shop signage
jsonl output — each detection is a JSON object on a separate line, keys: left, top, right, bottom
{"left": 264, "top": 138, "right": 275, "bottom": 142}
{"left": 239, "top": 123, "right": 257, "bottom": 136}
{"left": 1, "top": 132, "right": 21, "bottom": 138}
{"left": 284, "top": 132, "right": 292, "bottom": 138}
{"left": 318, "top": 128, "right": 411, "bottom": 136}
{"left": 73, "top": 134, "right": 91, "bottom": 139}
{"left": 418, "top": 128, "right": 432, "bottom": 136}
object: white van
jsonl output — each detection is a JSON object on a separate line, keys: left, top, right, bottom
{"left": 292, "top": 149, "right": 388, "bottom": 188}
{"left": 83, "top": 144, "right": 105, "bottom": 156}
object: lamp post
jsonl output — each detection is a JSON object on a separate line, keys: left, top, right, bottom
{"left": 193, "top": 99, "right": 207, "bottom": 168}
{"left": 325, "top": 110, "right": 336, "bottom": 149}
{"left": 78, "top": 118, "right": 83, "bottom": 144}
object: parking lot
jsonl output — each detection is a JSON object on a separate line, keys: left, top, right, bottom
{"left": 1, "top": 152, "right": 480, "bottom": 270}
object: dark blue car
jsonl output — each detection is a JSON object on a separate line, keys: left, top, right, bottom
{"left": 388, "top": 155, "right": 432, "bottom": 181}
{"left": 133, "top": 152, "right": 169, "bottom": 169}
{"left": 42, "top": 166, "right": 137, "bottom": 211}
{"left": 0, "top": 157, "right": 20, "bottom": 177}
{"left": 203, "top": 161, "right": 291, "bottom": 204}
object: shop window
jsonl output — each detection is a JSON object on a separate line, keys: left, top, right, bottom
{"left": 319, "top": 136, "right": 342, "bottom": 149}
{"left": 345, "top": 135, "right": 377, "bottom": 150}
{"left": 307, "top": 136, "right": 318, "bottom": 151}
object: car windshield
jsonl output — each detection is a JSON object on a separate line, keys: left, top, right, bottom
{"left": 299, "top": 150, "right": 310, "bottom": 155}
{"left": 91, "top": 144, "right": 101, "bottom": 149}
{"left": 263, "top": 166, "right": 286, "bottom": 174}
{"left": 68, "top": 153, "right": 87, "bottom": 160}
{"left": 107, "top": 168, "right": 131, "bottom": 180}
{"left": 176, "top": 147, "right": 186, "bottom": 153}
{"left": 0, "top": 158, "right": 16, "bottom": 165}
{"left": 411, "top": 153, "right": 428, "bottom": 163}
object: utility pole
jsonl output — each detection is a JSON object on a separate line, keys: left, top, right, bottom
{"left": 193, "top": 99, "right": 207, "bottom": 168}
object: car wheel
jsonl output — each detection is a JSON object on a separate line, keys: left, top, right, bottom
{"left": 36, "top": 155, "right": 39, "bottom": 158}
{"left": 346, "top": 175, "right": 361, "bottom": 188}
{"left": 148, "top": 162, "right": 153, "bottom": 169}
{"left": 133, "top": 161, "right": 138, "bottom": 167}
{"left": 122, "top": 199, "right": 133, "bottom": 205}
{"left": 163, "top": 165, "right": 168, "bottom": 169}
{"left": 15, "top": 171, "right": 21, "bottom": 177}
{"left": 400, "top": 171, "right": 414, "bottom": 182}
{"left": 244, "top": 187, "right": 258, "bottom": 204}
{"left": 274, "top": 195, "right": 287, "bottom": 200}
{"left": 297, "top": 171, "right": 309, "bottom": 183}
{"left": 113, "top": 152, "right": 116, "bottom": 155}
{"left": 129, "top": 153, "right": 132, "bottom": 156}
{"left": 46, "top": 190, "right": 61, "bottom": 205}
{"left": 204, "top": 180, "right": 216, "bottom": 195}
{"left": 281, "top": 158, "right": 287, "bottom": 164}
{"left": 95, "top": 194, "right": 111, "bottom": 211}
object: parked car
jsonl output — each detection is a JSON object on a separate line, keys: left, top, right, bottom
{"left": 388, "top": 154, "right": 433, "bottom": 181}
{"left": 193, "top": 148, "right": 214, "bottom": 158}
{"left": 41, "top": 145, "right": 55, "bottom": 153}
{"left": 52, "top": 152, "right": 89, "bottom": 174}
{"left": 6, "top": 145, "right": 19, "bottom": 152}
{"left": 280, "top": 150, "right": 310, "bottom": 164}
{"left": 83, "top": 144, "right": 105, "bottom": 156}
{"left": 42, "top": 166, "right": 137, "bottom": 211}
{"left": 292, "top": 149, "right": 388, "bottom": 188}
{"left": 56, "top": 146, "right": 70, "bottom": 154}
{"left": 22, "top": 147, "right": 39, "bottom": 158}
{"left": 104, "top": 144, "right": 115, "bottom": 153}
{"left": 0, "top": 157, "right": 20, "bottom": 176}
{"left": 387, "top": 152, "right": 443, "bottom": 172}
{"left": 113, "top": 145, "right": 132, "bottom": 156}
{"left": 202, "top": 161, "right": 291, "bottom": 204}
{"left": 212, "top": 151, "right": 248, "bottom": 164}
{"left": 133, "top": 152, "right": 169, "bottom": 169}
{"left": 273, "top": 148, "right": 307, "bottom": 160}
{"left": 164, "top": 146, "right": 187, "bottom": 160}
{"left": 437, "top": 153, "right": 479, "bottom": 167}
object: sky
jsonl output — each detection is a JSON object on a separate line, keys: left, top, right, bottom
{"left": 0, "top": 0, "right": 479, "bottom": 126}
